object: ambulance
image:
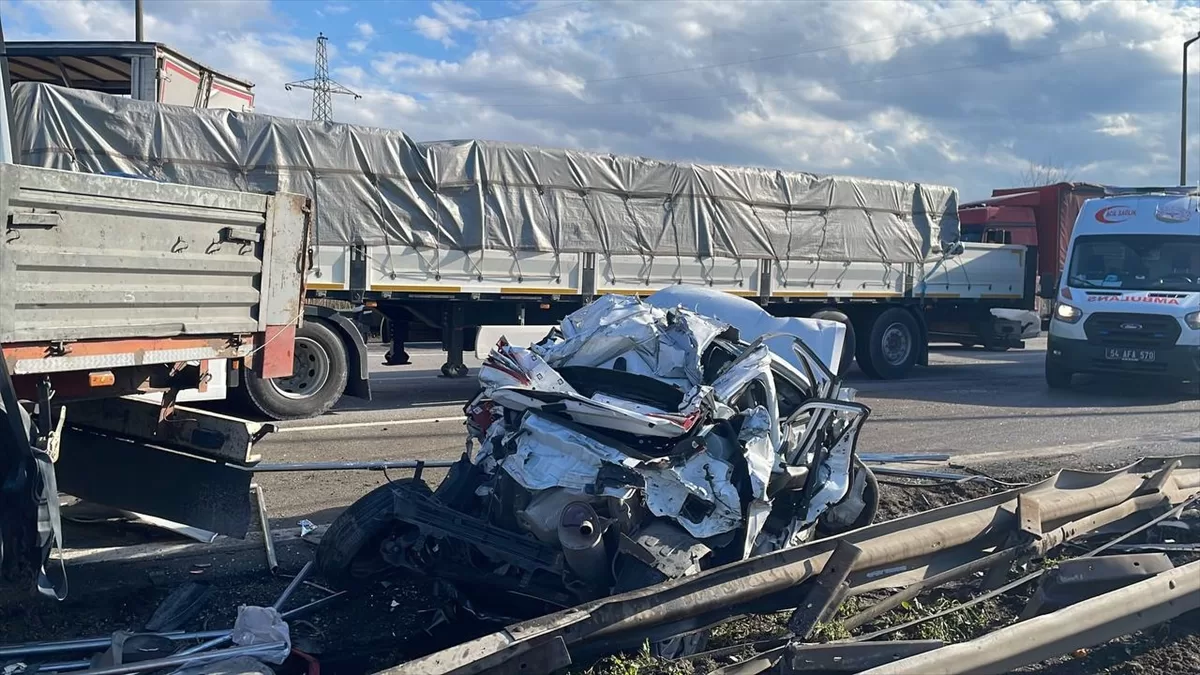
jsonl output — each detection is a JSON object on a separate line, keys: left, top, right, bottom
{"left": 1046, "top": 189, "right": 1199, "bottom": 389}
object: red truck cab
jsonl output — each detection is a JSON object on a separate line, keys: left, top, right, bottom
{"left": 959, "top": 183, "right": 1107, "bottom": 323}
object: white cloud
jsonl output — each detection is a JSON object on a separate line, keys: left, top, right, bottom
{"left": 413, "top": 15, "right": 454, "bottom": 46}
{"left": 413, "top": 1, "right": 479, "bottom": 47}
{"left": 1093, "top": 113, "right": 1139, "bottom": 138}
{"left": 334, "top": 65, "right": 365, "bottom": 85}
{"left": 7, "top": 0, "right": 1199, "bottom": 196}
{"left": 431, "top": 1, "right": 477, "bottom": 31}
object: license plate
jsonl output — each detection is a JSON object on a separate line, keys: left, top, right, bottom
{"left": 1105, "top": 347, "right": 1156, "bottom": 363}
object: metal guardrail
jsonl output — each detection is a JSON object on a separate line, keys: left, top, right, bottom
{"left": 381, "top": 455, "right": 1200, "bottom": 674}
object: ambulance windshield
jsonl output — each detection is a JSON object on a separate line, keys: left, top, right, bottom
{"left": 1067, "top": 235, "right": 1200, "bottom": 292}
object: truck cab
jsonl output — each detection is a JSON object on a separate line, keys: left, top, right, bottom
{"left": 1046, "top": 190, "right": 1200, "bottom": 389}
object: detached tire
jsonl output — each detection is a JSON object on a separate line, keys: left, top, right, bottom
{"left": 317, "top": 479, "right": 430, "bottom": 590}
{"left": 241, "top": 319, "right": 348, "bottom": 420}
{"left": 856, "top": 307, "right": 919, "bottom": 379}
{"left": 810, "top": 310, "right": 856, "bottom": 375}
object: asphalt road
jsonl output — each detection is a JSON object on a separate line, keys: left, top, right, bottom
{"left": 253, "top": 338, "right": 1200, "bottom": 528}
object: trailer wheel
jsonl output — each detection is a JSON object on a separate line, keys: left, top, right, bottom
{"left": 856, "top": 308, "right": 919, "bottom": 379}
{"left": 810, "top": 310, "right": 856, "bottom": 375}
{"left": 242, "top": 319, "right": 348, "bottom": 420}
{"left": 317, "top": 479, "right": 430, "bottom": 590}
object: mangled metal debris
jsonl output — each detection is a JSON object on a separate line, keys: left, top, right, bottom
{"left": 316, "top": 291, "right": 875, "bottom": 634}
{"left": 383, "top": 455, "right": 1199, "bottom": 674}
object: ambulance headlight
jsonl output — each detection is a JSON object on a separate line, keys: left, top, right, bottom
{"left": 1185, "top": 311, "right": 1200, "bottom": 330}
{"left": 1055, "top": 302, "right": 1082, "bottom": 324}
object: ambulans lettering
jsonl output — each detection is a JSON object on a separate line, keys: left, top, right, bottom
{"left": 1086, "top": 295, "right": 1181, "bottom": 305}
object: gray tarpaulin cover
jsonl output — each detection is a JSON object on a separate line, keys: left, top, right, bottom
{"left": 12, "top": 82, "right": 959, "bottom": 263}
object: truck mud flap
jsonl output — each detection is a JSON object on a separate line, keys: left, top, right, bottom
{"left": 54, "top": 427, "right": 253, "bottom": 538}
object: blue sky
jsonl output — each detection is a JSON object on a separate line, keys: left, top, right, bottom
{"left": 2, "top": 0, "right": 1198, "bottom": 200}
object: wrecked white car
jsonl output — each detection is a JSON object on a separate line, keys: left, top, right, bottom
{"left": 316, "top": 292, "right": 877, "bottom": 629}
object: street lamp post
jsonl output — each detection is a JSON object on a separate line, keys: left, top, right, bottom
{"left": 1183, "top": 32, "right": 1200, "bottom": 186}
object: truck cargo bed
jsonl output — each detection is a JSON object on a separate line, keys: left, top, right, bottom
{"left": 1, "top": 164, "right": 309, "bottom": 379}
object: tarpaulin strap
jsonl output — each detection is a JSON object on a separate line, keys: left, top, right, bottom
{"left": 369, "top": 174, "right": 399, "bottom": 280}
{"left": 580, "top": 190, "right": 618, "bottom": 284}
{"left": 33, "top": 443, "right": 66, "bottom": 600}
{"left": 806, "top": 209, "right": 833, "bottom": 288}
{"left": 952, "top": 253, "right": 973, "bottom": 291}
{"left": 310, "top": 171, "right": 322, "bottom": 274}
{"left": 665, "top": 195, "right": 684, "bottom": 285}
{"left": 534, "top": 185, "right": 563, "bottom": 283}
{"left": 779, "top": 206, "right": 794, "bottom": 288}
{"left": 431, "top": 184, "right": 444, "bottom": 281}
{"left": 621, "top": 194, "right": 655, "bottom": 287}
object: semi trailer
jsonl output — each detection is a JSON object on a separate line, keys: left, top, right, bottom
{"left": 9, "top": 75, "right": 1039, "bottom": 422}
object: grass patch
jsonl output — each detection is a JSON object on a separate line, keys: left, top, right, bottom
{"left": 580, "top": 643, "right": 696, "bottom": 675}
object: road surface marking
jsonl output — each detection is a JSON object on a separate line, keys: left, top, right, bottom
{"left": 278, "top": 416, "right": 467, "bottom": 433}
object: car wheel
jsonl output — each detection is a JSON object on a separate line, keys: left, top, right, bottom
{"left": 856, "top": 308, "right": 919, "bottom": 379}
{"left": 811, "top": 309, "right": 856, "bottom": 375}
{"left": 817, "top": 457, "right": 879, "bottom": 535}
{"left": 242, "top": 319, "right": 348, "bottom": 420}
{"left": 316, "top": 479, "right": 431, "bottom": 590}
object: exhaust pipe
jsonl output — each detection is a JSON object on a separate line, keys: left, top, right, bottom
{"left": 558, "top": 501, "right": 609, "bottom": 587}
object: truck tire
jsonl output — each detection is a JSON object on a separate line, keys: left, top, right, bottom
{"left": 1045, "top": 361, "right": 1073, "bottom": 389}
{"left": 811, "top": 310, "right": 856, "bottom": 375}
{"left": 242, "top": 319, "right": 348, "bottom": 420}
{"left": 317, "top": 479, "right": 430, "bottom": 590}
{"left": 856, "top": 307, "right": 919, "bottom": 379}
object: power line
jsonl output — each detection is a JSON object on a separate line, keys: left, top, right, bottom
{"left": 334, "top": 0, "right": 591, "bottom": 41}
{"left": 285, "top": 33, "right": 362, "bottom": 122}
{"left": 405, "top": 7, "right": 1050, "bottom": 96}
{"left": 428, "top": 40, "right": 1134, "bottom": 110}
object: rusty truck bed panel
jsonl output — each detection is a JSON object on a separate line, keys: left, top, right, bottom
{"left": 0, "top": 164, "right": 309, "bottom": 375}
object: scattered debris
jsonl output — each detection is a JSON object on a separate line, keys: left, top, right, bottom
{"left": 298, "top": 520, "right": 317, "bottom": 538}
{"left": 391, "top": 456, "right": 1198, "bottom": 674}
{"left": 143, "top": 581, "right": 212, "bottom": 633}
{"left": 0, "top": 563, "right": 346, "bottom": 673}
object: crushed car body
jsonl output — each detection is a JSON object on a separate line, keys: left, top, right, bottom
{"left": 316, "top": 288, "right": 877, "bottom": 634}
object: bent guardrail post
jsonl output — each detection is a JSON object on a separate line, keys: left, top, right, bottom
{"left": 380, "top": 456, "right": 1200, "bottom": 675}
{"left": 859, "top": 558, "right": 1200, "bottom": 675}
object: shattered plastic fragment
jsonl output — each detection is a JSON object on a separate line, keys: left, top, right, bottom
{"left": 229, "top": 606, "right": 291, "bottom": 665}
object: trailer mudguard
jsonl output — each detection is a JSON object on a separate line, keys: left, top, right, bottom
{"left": 304, "top": 304, "right": 371, "bottom": 401}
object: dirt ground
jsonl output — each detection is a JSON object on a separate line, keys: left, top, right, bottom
{"left": 3, "top": 470, "right": 1197, "bottom": 675}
